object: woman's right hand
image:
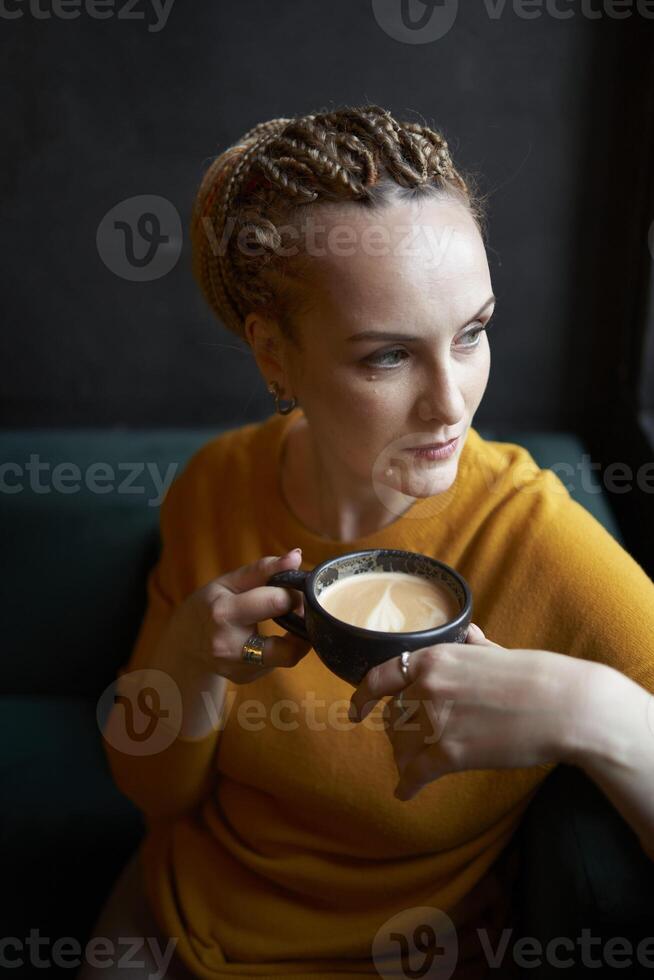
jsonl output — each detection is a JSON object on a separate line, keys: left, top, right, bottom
{"left": 165, "top": 548, "right": 312, "bottom": 684}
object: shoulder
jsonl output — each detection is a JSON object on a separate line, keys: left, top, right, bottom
{"left": 462, "top": 427, "right": 570, "bottom": 532}
{"left": 532, "top": 490, "right": 654, "bottom": 690}
{"left": 159, "top": 417, "right": 267, "bottom": 519}
{"left": 467, "top": 427, "right": 647, "bottom": 584}
{"left": 465, "top": 429, "right": 654, "bottom": 688}
{"left": 151, "top": 417, "right": 277, "bottom": 601}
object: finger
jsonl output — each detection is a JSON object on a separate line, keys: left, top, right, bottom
{"left": 219, "top": 549, "right": 303, "bottom": 595}
{"left": 349, "top": 648, "right": 430, "bottom": 723}
{"left": 239, "top": 633, "right": 311, "bottom": 680}
{"left": 219, "top": 582, "right": 304, "bottom": 629}
{"left": 466, "top": 622, "right": 501, "bottom": 647}
{"left": 262, "top": 631, "right": 313, "bottom": 668}
{"left": 386, "top": 692, "right": 432, "bottom": 772}
{"left": 394, "top": 748, "right": 444, "bottom": 801}
{"left": 232, "top": 629, "right": 311, "bottom": 675}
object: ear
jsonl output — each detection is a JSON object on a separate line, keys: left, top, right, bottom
{"left": 244, "top": 313, "right": 284, "bottom": 375}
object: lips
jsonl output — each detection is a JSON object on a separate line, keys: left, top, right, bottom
{"left": 407, "top": 436, "right": 459, "bottom": 450}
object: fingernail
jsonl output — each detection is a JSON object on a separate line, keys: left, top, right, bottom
{"left": 277, "top": 549, "right": 300, "bottom": 562}
{"left": 348, "top": 702, "right": 359, "bottom": 723}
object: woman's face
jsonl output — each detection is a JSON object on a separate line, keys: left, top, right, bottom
{"left": 276, "top": 196, "right": 495, "bottom": 506}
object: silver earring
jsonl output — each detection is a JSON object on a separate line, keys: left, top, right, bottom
{"left": 268, "top": 380, "right": 297, "bottom": 415}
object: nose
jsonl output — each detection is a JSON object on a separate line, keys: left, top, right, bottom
{"left": 416, "top": 363, "right": 466, "bottom": 427}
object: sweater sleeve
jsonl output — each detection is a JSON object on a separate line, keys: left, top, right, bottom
{"left": 524, "top": 469, "right": 654, "bottom": 694}
{"left": 101, "top": 456, "right": 224, "bottom": 822}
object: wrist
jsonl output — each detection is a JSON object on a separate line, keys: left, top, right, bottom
{"left": 558, "top": 660, "right": 640, "bottom": 773}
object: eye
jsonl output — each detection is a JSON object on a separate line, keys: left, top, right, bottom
{"left": 362, "top": 322, "right": 490, "bottom": 370}
{"left": 364, "top": 348, "right": 410, "bottom": 369}
{"left": 458, "top": 324, "right": 487, "bottom": 349}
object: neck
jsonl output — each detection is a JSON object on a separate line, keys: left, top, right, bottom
{"left": 281, "top": 413, "right": 412, "bottom": 542}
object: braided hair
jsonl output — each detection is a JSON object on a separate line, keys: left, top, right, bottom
{"left": 190, "top": 104, "right": 486, "bottom": 347}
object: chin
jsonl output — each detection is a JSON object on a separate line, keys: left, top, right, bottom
{"left": 423, "top": 468, "right": 458, "bottom": 496}
{"left": 394, "top": 457, "right": 459, "bottom": 498}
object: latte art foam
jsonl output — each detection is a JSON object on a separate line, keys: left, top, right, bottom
{"left": 317, "top": 570, "right": 458, "bottom": 633}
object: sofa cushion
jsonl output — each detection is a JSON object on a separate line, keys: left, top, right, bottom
{"left": 0, "top": 695, "right": 144, "bottom": 952}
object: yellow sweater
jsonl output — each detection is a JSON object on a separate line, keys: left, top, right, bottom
{"left": 104, "top": 408, "right": 654, "bottom": 979}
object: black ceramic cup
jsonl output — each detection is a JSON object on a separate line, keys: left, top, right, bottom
{"left": 266, "top": 548, "right": 472, "bottom": 686}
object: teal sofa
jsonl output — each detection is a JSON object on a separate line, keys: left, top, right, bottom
{"left": 0, "top": 427, "right": 651, "bottom": 979}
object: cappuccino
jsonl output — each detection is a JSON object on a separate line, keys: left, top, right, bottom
{"left": 317, "top": 570, "right": 458, "bottom": 633}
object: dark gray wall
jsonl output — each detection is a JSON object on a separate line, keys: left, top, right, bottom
{"left": 1, "top": 1, "right": 652, "bottom": 430}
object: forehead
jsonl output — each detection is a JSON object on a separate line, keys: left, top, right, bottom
{"left": 300, "top": 197, "right": 489, "bottom": 326}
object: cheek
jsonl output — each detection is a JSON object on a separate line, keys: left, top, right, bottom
{"left": 341, "top": 380, "right": 412, "bottom": 428}
{"left": 471, "top": 348, "right": 491, "bottom": 397}
{"left": 320, "top": 365, "right": 401, "bottom": 413}
{"left": 457, "top": 347, "right": 491, "bottom": 406}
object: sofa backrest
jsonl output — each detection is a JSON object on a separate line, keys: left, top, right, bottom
{"left": 0, "top": 430, "right": 215, "bottom": 697}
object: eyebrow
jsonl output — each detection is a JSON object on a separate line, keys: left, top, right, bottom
{"left": 345, "top": 295, "right": 497, "bottom": 342}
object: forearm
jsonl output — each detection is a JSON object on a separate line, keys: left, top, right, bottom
{"left": 564, "top": 663, "right": 654, "bottom": 860}
{"left": 102, "top": 616, "right": 227, "bottom": 818}
{"left": 135, "top": 625, "right": 227, "bottom": 740}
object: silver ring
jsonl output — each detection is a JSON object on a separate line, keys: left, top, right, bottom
{"left": 394, "top": 651, "right": 411, "bottom": 709}
{"left": 241, "top": 633, "right": 266, "bottom": 665}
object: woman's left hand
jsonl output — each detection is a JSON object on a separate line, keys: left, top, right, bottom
{"left": 348, "top": 623, "right": 595, "bottom": 801}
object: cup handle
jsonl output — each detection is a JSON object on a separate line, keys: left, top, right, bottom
{"left": 265, "top": 569, "right": 310, "bottom": 642}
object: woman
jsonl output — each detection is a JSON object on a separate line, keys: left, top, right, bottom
{"left": 80, "top": 104, "right": 654, "bottom": 980}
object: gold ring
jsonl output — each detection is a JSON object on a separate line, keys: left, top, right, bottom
{"left": 241, "top": 633, "right": 266, "bottom": 665}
